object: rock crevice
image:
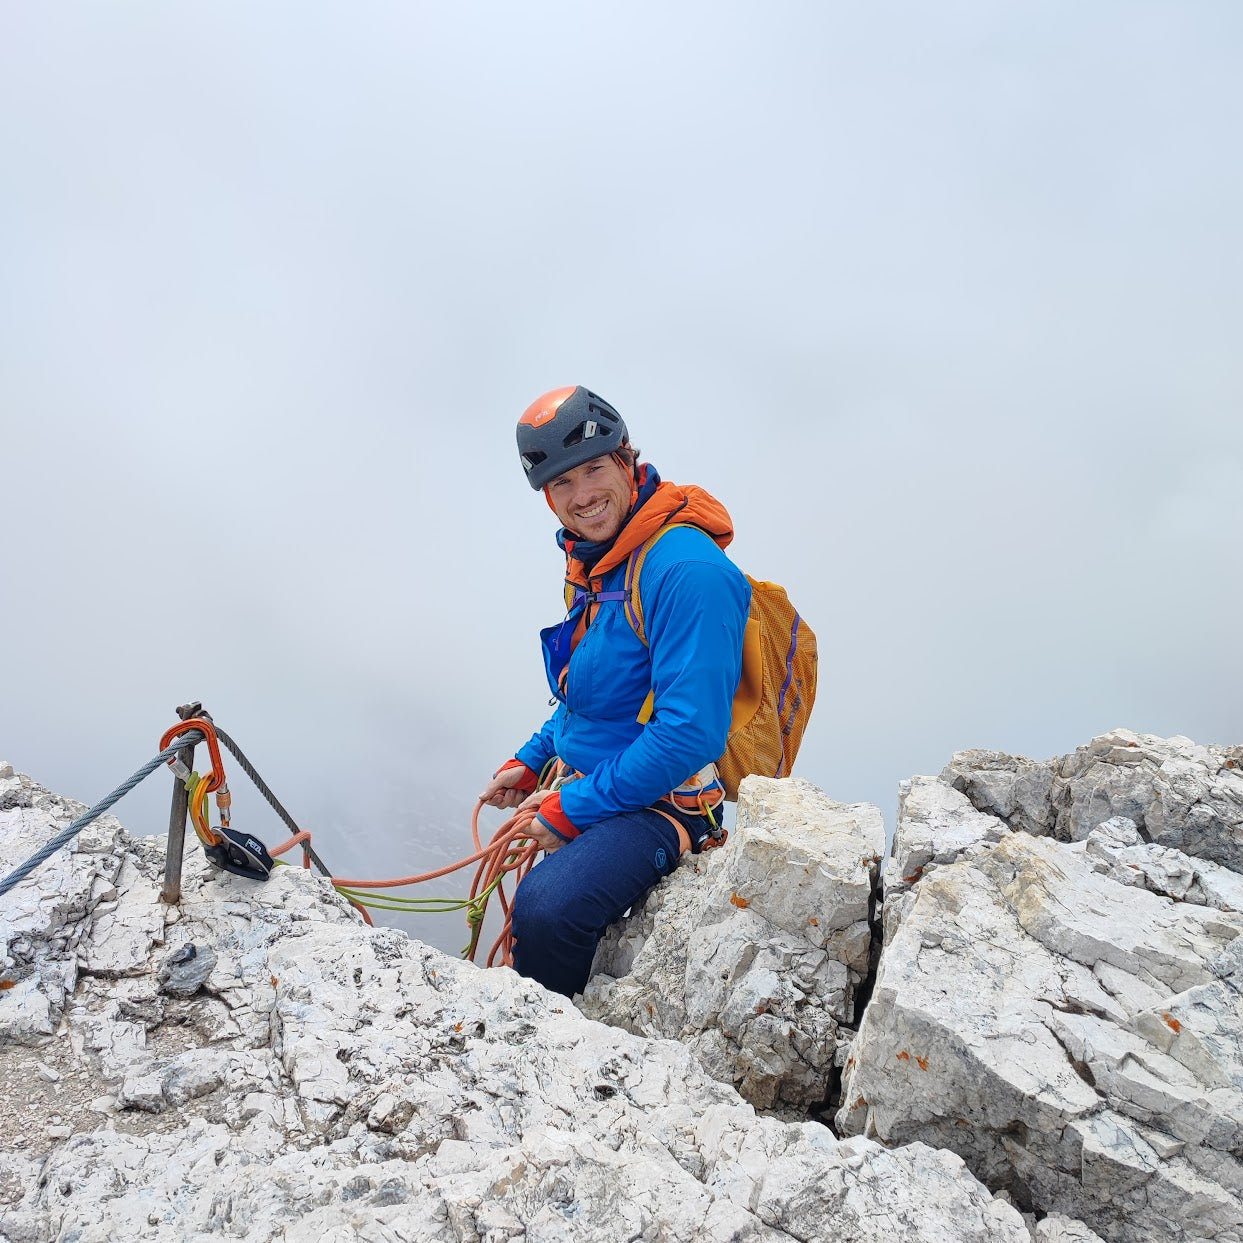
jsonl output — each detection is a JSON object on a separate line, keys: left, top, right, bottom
{"left": 837, "top": 735, "right": 1243, "bottom": 1243}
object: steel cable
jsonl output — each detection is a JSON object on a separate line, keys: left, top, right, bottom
{"left": 0, "top": 733, "right": 205, "bottom": 900}
{"left": 212, "top": 726, "right": 333, "bottom": 876}
{"left": 0, "top": 723, "right": 533, "bottom": 966}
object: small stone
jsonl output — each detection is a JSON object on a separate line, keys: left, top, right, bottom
{"left": 367, "top": 1093, "right": 396, "bottom": 1130}
{"left": 164, "top": 907, "right": 182, "bottom": 925}
{"left": 370, "top": 1179, "right": 410, "bottom": 1207}
{"left": 90, "top": 878, "right": 118, "bottom": 904}
{"left": 240, "top": 1093, "right": 278, "bottom": 1122}
{"left": 88, "top": 1096, "right": 118, "bottom": 1114}
{"left": 158, "top": 942, "right": 216, "bottom": 998}
{"left": 36, "top": 1063, "right": 61, "bottom": 1083}
{"left": 1140, "top": 1129, "right": 1186, "bottom": 1161}
{"left": 119, "top": 1073, "right": 166, "bottom": 1114}
{"left": 46, "top": 1126, "right": 72, "bottom": 1140}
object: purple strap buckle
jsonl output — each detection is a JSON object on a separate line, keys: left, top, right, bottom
{"left": 572, "top": 589, "right": 630, "bottom": 609}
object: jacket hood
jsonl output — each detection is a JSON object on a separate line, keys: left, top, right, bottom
{"left": 564, "top": 476, "right": 734, "bottom": 588}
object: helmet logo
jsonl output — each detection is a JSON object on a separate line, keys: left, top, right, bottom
{"left": 519, "top": 385, "right": 577, "bottom": 428}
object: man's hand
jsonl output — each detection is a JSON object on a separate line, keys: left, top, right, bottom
{"left": 516, "top": 789, "right": 565, "bottom": 853}
{"left": 478, "top": 763, "right": 536, "bottom": 809}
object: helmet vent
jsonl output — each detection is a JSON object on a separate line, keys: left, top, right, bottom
{"left": 520, "top": 451, "right": 546, "bottom": 473}
{"left": 563, "top": 421, "right": 615, "bottom": 449}
{"left": 586, "top": 398, "right": 620, "bottom": 424}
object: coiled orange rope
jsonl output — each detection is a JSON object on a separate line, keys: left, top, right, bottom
{"left": 162, "top": 716, "right": 549, "bottom": 963}
{"left": 267, "top": 803, "right": 541, "bottom": 963}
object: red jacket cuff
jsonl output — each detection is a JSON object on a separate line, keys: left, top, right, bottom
{"left": 496, "top": 758, "right": 539, "bottom": 793}
{"left": 536, "top": 792, "right": 580, "bottom": 841}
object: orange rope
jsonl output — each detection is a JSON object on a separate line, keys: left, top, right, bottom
{"left": 163, "top": 718, "right": 550, "bottom": 963}
{"left": 270, "top": 802, "right": 542, "bottom": 966}
{"left": 469, "top": 804, "right": 541, "bottom": 967}
{"left": 269, "top": 831, "right": 313, "bottom": 865}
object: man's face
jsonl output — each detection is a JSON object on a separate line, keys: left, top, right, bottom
{"left": 546, "top": 453, "right": 634, "bottom": 542}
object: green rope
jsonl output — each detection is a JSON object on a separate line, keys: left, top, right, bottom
{"left": 265, "top": 775, "right": 543, "bottom": 960}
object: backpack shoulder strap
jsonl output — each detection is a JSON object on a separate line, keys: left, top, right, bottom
{"left": 628, "top": 522, "right": 719, "bottom": 727}
{"left": 624, "top": 522, "right": 702, "bottom": 648}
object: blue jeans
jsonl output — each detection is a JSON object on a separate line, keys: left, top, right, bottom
{"left": 511, "top": 808, "right": 682, "bottom": 998}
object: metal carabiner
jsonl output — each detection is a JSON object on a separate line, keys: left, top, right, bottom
{"left": 160, "top": 717, "right": 227, "bottom": 794}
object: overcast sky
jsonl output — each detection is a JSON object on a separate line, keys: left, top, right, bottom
{"left": 2, "top": 4, "right": 1239, "bottom": 951}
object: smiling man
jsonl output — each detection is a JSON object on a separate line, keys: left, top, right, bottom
{"left": 478, "top": 385, "right": 751, "bottom": 998}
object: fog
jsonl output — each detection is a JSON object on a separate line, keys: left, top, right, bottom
{"left": 2, "top": 3, "right": 1239, "bottom": 952}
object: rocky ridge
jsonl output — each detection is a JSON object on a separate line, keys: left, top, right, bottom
{"left": 837, "top": 730, "right": 1243, "bottom": 1242}
{"left": 1, "top": 760, "right": 1025, "bottom": 1242}
{"left": 1, "top": 728, "right": 1240, "bottom": 1241}
{"left": 581, "top": 778, "right": 883, "bottom": 1116}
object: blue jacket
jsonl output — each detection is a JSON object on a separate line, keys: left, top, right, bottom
{"left": 516, "top": 513, "right": 750, "bottom": 831}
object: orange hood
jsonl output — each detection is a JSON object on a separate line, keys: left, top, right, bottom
{"left": 564, "top": 479, "right": 734, "bottom": 589}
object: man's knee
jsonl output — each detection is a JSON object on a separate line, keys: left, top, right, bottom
{"left": 514, "top": 862, "right": 591, "bottom": 940}
{"left": 511, "top": 865, "right": 551, "bottom": 932}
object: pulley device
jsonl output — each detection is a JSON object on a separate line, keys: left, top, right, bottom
{"left": 159, "top": 718, "right": 275, "bottom": 882}
{"left": 1, "top": 705, "right": 559, "bottom": 958}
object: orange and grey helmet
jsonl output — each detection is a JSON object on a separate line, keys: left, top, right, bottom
{"left": 516, "top": 385, "right": 629, "bottom": 490}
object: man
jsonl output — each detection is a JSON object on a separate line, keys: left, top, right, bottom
{"left": 479, "top": 385, "right": 750, "bottom": 997}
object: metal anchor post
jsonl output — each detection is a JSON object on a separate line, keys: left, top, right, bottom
{"left": 160, "top": 700, "right": 204, "bottom": 905}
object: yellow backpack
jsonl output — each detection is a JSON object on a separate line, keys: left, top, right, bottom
{"left": 625, "top": 524, "right": 818, "bottom": 799}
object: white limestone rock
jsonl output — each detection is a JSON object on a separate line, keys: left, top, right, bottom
{"left": 1034, "top": 1215, "right": 1108, "bottom": 1242}
{"left": 882, "top": 775, "right": 1011, "bottom": 948}
{"left": 944, "top": 729, "right": 1243, "bottom": 872}
{"left": 0, "top": 765, "right": 1027, "bottom": 1243}
{"left": 839, "top": 814, "right": 1243, "bottom": 1242}
{"left": 580, "top": 776, "right": 884, "bottom": 1112}
{"left": 77, "top": 855, "right": 166, "bottom": 976}
{"left": 938, "top": 747, "right": 1057, "bottom": 837}
{"left": 0, "top": 769, "right": 134, "bottom": 1044}
{"left": 888, "top": 775, "right": 1010, "bottom": 895}
{"left": 1086, "top": 817, "right": 1243, "bottom": 913}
